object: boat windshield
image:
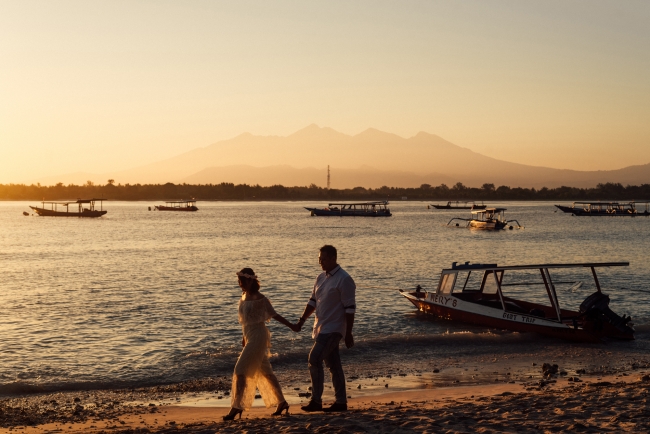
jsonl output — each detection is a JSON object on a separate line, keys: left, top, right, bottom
{"left": 454, "top": 270, "right": 484, "bottom": 292}
{"left": 438, "top": 272, "right": 455, "bottom": 294}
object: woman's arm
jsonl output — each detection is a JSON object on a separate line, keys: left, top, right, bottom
{"left": 272, "top": 313, "right": 300, "bottom": 331}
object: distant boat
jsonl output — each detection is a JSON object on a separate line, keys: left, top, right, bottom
{"left": 555, "top": 201, "right": 650, "bottom": 216}
{"left": 305, "top": 201, "right": 392, "bottom": 217}
{"left": 447, "top": 208, "right": 523, "bottom": 230}
{"left": 30, "top": 199, "right": 107, "bottom": 218}
{"left": 155, "top": 200, "right": 199, "bottom": 212}
{"left": 431, "top": 201, "right": 486, "bottom": 210}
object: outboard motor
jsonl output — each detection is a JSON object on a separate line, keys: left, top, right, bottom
{"left": 579, "top": 292, "right": 633, "bottom": 332}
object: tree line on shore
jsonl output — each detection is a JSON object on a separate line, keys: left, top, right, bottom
{"left": 1, "top": 180, "right": 650, "bottom": 202}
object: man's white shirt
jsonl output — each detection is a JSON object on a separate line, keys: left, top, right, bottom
{"left": 308, "top": 265, "right": 356, "bottom": 339}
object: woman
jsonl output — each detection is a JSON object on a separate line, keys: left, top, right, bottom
{"left": 223, "top": 268, "right": 298, "bottom": 421}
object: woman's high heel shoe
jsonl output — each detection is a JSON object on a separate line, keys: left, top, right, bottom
{"left": 222, "top": 408, "right": 243, "bottom": 421}
{"left": 271, "top": 401, "right": 290, "bottom": 416}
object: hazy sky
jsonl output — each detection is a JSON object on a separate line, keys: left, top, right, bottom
{"left": 1, "top": 1, "right": 649, "bottom": 183}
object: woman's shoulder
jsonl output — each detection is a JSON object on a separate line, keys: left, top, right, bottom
{"left": 242, "top": 293, "right": 267, "bottom": 301}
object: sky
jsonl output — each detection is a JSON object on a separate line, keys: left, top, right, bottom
{"left": 1, "top": 0, "right": 649, "bottom": 184}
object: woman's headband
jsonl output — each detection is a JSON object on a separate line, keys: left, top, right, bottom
{"left": 237, "top": 271, "right": 258, "bottom": 280}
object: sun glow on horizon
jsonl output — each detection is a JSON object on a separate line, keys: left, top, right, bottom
{"left": 1, "top": 1, "right": 649, "bottom": 184}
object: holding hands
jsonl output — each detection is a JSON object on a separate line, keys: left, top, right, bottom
{"left": 289, "top": 317, "right": 306, "bottom": 333}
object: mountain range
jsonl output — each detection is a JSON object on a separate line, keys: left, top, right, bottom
{"left": 33, "top": 124, "right": 650, "bottom": 189}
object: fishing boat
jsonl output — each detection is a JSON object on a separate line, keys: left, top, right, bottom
{"left": 154, "top": 200, "right": 199, "bottom": 212}
{"left": 30, "top": 199, "right": 107, "bottom": 218}
{"left": 399, "top": 261, "right": 634, "bottom": 342}
{"left": 305, "top": 201, "right": 391, "bottom": 217}
{"left": 431, "top": 201, "right": 486, "bottom": 210}
{"left": 447, "top": 208, "right": 522, "bottom": 230}
{"left": 555, "top": 201, "right": 650, "bottom": 216}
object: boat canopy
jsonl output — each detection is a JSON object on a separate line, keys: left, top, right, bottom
{"left": 165, "top": 200, "right": 197, "bottom": 204}
{"left": 327, "top": 201, "right": 388, "bottom": 206}
{"left": 39, "top": 198, "right": 105, "bottom": 205}
{"left": 471, "top": 207, "right": 506, "bottom": 214}
{"left": 448, "top": 261, "right": 629, "bottom": 271}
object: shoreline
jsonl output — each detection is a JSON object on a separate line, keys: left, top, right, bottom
{"left": 3, "top": 364, "right": 649, "bottom": 433}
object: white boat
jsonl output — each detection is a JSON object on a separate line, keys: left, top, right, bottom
{"left": 447, "top": 208, "right": 522, "bottom": 230}
{"left": 399, "top": 261, "right": 634, "bottom": 342}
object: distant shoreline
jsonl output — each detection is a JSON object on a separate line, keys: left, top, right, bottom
{"left": 1, "top": 181, "right": 649, "bottom": 202}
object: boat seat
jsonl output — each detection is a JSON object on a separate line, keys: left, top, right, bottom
{"left": 453, "top": 292, "right": 527, "bottom": 313}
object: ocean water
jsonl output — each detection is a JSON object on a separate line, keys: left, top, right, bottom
{"left": 1, "top": 201, "right": 649, "bottom": 395}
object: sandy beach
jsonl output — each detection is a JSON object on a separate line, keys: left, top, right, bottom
{"left": 3, "top": 362, "right": 649, "bottom": 434}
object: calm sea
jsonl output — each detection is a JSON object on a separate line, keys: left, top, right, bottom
{"left": 1, "top": 201, "right": 649, "bottom": 395}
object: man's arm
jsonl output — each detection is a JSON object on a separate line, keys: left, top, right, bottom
{"left": 296, "top": 304, "right": 315, "bottom": 331}
{"left": 341, "top": 275, "right": 356, "bottom": 348}
{"left": 344, "top": 312, "right": 355, "bottom": 348}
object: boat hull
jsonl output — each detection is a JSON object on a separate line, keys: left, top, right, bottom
{"left": 401, "top": 292, "right": 633, "bottom": 342}
{"left": 305, "top": 207, "right": 391, "bottom": 217}
{"left": 155, "top": 206, "right": 199, "bottom": 211}
{"left": 468, "top": 220, "right": 507, "bottom": 230}
{"left": 30, "top": 206, "right": 107, "bottom": 218}
{"left": 555, "top": 205, "right": 649, "bottom": 216}
{"left": 433, "top": 205, "right": 486, "bottom": 210}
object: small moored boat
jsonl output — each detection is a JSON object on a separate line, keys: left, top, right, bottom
{"left": 431, "top": 201, "right": 486, "bottom": 210}
{"left": 555, "top": 201, "right": 650, "bottom": 216}
{"left": 447, "top": 208, "right": 522, "bottom": 230}
{"left": 305, "top": 201, "right": 392, "bottom": 217}
{"left": 399, "top": 261, "right": 634, "bottom": 342}
{"left": 30, "top": 199, "right": 107, "bottom": 218}
{"left": 154, "top": 200, "right": 199, "bottom": 212}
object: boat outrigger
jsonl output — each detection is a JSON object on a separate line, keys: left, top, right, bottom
{"left": 400, "top": 262, "right": 634, "bottom": 342}
{"left": 555, "top": 201, "right": 650, "bottom": 216}
{"left": 154, "top": 200, "right": 199, "bottom": 212}
{"left": 447, "top": 208, "right": 523, "bottom": 230}
{"left": 305, "top": 201, "right": 392, "bottom": 217}
{"left": 431, "top": 201, "right": 486, "bottom": 210}
{"left": 30, "top": 199, "right": 107, "bottom": 217}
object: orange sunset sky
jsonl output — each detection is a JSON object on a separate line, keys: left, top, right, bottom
{"left": 1, "top": 1, "right": 649, "bottom": 184}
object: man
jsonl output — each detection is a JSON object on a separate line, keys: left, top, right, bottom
{"left": 297, "top": 245, "right": 356, "bottom": 412}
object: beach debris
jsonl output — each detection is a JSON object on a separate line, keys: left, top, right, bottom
{"left": 542, "top": 363, "right": 559, "bottom": 378}
{"left": 640, "top": 374, "right": 650, "bottom": 382}
{"left": 433, "top": 369, "right": 440, "bottom": 373}
{"left": 385, "top": 384, "right": 388, "bottom": 388}
{"left": 357, "top": 384, "right": 361, "bottom": 389}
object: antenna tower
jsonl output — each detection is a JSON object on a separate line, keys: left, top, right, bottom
{"left": 327, "top": 165, "right": 330, "bottom": 189}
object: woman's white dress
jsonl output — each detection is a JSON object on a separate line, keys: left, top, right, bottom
{"left": 230, "top": 297, "right": 285, "bottom": 410}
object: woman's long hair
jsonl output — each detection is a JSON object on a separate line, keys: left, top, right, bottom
{"left": 238, "top": 267, "right": 260, "bottom": 293}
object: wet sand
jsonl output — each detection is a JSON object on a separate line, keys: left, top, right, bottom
{"left": 2, "top": 367, "right": 649, "bottom": 433}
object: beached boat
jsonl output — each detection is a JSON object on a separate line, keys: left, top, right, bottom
{"left": 305, "top": 201, "right": 392, "bottom": 217}
{"left": 399, "top": 261, "right": 634, "bottom": 342}
{"left": 30, "top": 199, "right": 107, "bottom": 218}
{"left": 447, "top": 208, "right": 522, "bottom": 230}
{"left": 154, "top": 200, "right": 199, "bottom": 212}
{"left": 555, "top": 201, "right": 650, "bottom": 216}
{"left": 431, "top": 201, "right": 486, "bottom": 210}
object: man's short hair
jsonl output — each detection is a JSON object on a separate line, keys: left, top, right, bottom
{"left": 319, "top": 245, "right": 337, "bottom": 260}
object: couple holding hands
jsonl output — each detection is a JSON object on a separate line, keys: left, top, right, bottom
{"left": 224, "top": 245, "right": 356, "bottom": 420}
